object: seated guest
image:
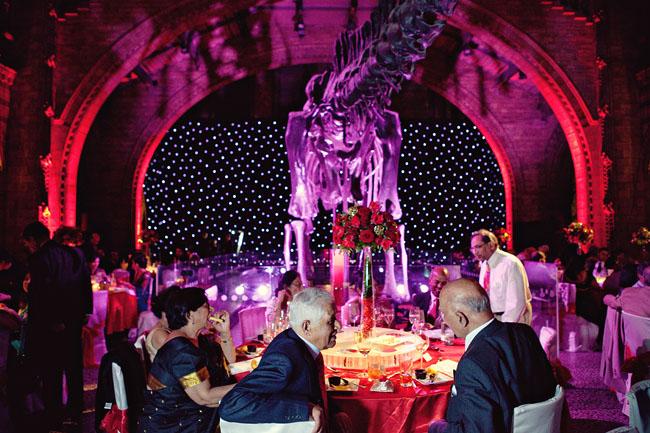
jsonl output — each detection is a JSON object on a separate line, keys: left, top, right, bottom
{"left": 412, "top": 266, "right": 449, "bottom": 326}
{"left": 268, "top": 270, "right": 303, "bottom": 324}
{"left": 143, "top": 285, "right": 182, "bottom": 362}
{"left": 429, "top": 279, "right": 557, "bottom": 433}
{"left": 88, "top": 254, "right": 108, "bottom": 283}
{"left": 219, "top": 288, "right": 340, "bottom": 433}
{"left": 129, "top": 252, "right": 152, "bottom": 313}
{"left": 604, "top": 264, "right": 650, "bottom": 318}
{"left": 137, "top": 287, "right": 236, "bottom": 433}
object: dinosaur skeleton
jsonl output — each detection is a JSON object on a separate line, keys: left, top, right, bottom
{"left": 284, "top": 0, "right": 458, "bottom": 289}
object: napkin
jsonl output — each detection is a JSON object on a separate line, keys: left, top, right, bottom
{"left": 229, "top": 358, "right": 260, "bottom": 375}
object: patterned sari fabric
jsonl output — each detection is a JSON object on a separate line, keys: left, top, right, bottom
{"left": 138, "top": 337, "right": 220, "bottom": 433}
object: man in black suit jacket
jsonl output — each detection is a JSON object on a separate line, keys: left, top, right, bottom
{"left": 429, "top": 279, "right": 556, "bottom": 433}
{"left": 219, "top": 288, "right": 340, "bottom": 433}
{"left": 412, "top": 266, "right": 449, "bottom": 326}
{"left": 22, "top": 222, "right": 92, "bottom": 432}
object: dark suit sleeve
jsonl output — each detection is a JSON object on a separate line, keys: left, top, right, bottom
{"left": 444, "top": 358, "right": 504, "bottom": 433}
{"left": 219, "top": 351, "right": 311, "bottom": 423}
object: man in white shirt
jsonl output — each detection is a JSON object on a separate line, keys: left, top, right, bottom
{"left": 470, "top": 229, "right": 532, "bottom": 324}
{"left": 592, "top": 247, "right": 610, "bottom": 280}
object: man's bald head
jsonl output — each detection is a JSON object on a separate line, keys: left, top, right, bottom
{"left": 429, "top": 266, "right": 449, "bottom": 296}
{"left": 439, "top": 279, "right": 493, "bottom": 338}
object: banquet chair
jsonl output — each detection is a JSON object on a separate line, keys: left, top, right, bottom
{"left": 238, "top": 306, "right": 267, "bottom": 342}
{"left": 511, "top": 385, "right": 564, "bottom": 433}
{"left": 605, "top": 427, "right": 638, "bottom": 433}
{"left": 628, "top": 379, "right": 650, "bottom": 433}
{"left": 220, "top": 419, "right": 315, "bottom": 433}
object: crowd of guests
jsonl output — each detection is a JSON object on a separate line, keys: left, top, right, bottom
{"left": 1, "top": 223, "right": 649, "bottom": 433}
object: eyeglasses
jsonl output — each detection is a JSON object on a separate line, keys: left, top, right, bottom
{"left": 470, "top": 243, "right": 486, "bottom": 251}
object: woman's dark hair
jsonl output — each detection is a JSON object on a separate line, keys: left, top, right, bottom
{"left": 275, "top": 270, "right": 300, "bottom": 296}
{"left": 151, "top": 285, "right": 182, "bottom": 319}
{"left": 130, "top": 252, "right": 147, "bottom": 268}
{"left": 165, "top": 287, "right": 208, "bottom": 330}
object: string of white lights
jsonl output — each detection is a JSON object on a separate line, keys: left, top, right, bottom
{"left": 144, "top": 119, "right": 505, "bottom": 260}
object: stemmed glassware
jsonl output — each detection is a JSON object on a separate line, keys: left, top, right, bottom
{"left": 409, "top": 307, "right": 424, "bottom": 329}
{"left": 415, "top": 327, "right": 430, "bottom": 368}
{"left": 382, "top": 305, "right": 395, "bottom": 328}
{"left": 349, "top": 302, "right": 360, "bottom": 327}
{"left": 354, "top": 329, "right": 372, "bottom": 378}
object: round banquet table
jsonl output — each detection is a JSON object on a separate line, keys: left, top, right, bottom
{"left": 234, "top": 334, "right": 465, "bottom": 433}
{"left": 327, "top": 339, "right": 465, "bottom": 433}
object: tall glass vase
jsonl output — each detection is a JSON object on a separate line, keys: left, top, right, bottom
{"left": 360, "top": 247, "right": 374, "bottom": 338}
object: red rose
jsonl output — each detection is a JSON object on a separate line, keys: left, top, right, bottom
{"left": 333, "top": 225, "right": 345, "bottom": 238}
{"left": 369, "top": 202, "right": 381, "bottom": 213}
{"left": 387, "top": 228, "right": 400, "bottom": 242}
{"left": 333, "top": 233, "right": 344, "bottom": 244}
{"left": 374, "top": 237, "right": 382, "bottom": 245}
{"left": 342, "top": 237, "right": 356, "bottom": 249}
{"left": 381, "top": 238, "right": 393, "bottom": 251}
{"left": 371, "top": 212, "right": 384, "bottom": 225}
{"left": 346, "top": 225, "right": 359, "bottom": 236}
{"left": 349, "top": 215, "right": 361, "bottom": 228}
{"left": 357, "top": 207, "right": 371, "bottom": 225}
{"left": 359, "top": 229, "right": 375, "bottom": 243}
{"left": 383, "top": 211, "right": 394, "bottom": 223}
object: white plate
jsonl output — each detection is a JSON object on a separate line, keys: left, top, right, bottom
{"left": 413, "top": 374, "right": 453, "bottom": 386}
{"left": 326, "top": 378, "right": 360, "bottom": 392}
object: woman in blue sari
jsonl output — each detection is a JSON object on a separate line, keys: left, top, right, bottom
{"left": 138, "top": 287, "right": 235, "bottom": 433}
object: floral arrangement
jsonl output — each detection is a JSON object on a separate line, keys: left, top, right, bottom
{"left": 493, "top": 227, "right": 510, "bottom": 249}
{"left": 563, "top": 222, "right": 594, "bottom": 245}
{"left": 332, "top": 202, "right": 400, "bottom": 253}
{"left": 631, "top": 227, "right": 650, "bottom": 247}
{"left": 139, "top": 229, "right": 159, "bottom": 245}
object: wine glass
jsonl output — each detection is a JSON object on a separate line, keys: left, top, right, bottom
{"left": 409, "top": 308, "right": 423, "bottom": 329}
{"left": 354, "top": 330, "right": 372, "bottom": 378}
{"left": 441, "top": 322, "right": 455, "bottom": 346}
{"left": 416, "top": 329, "right": 430, "bottom": 369}
{"left": 374, "top": 307, "right": 385, "bottom": 327}
{"left": 382, "top": 306, "right": 395, "bottom": 328}
{"left": 349, "top": 302, "right": 360, "bottom": 327}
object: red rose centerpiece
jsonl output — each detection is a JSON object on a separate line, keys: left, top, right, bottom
{"left": 333, "top": 202, "right": 400, "bottom": 337}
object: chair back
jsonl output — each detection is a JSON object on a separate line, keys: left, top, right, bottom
{"left": 221, "top": 419, "right": 315, "bottom": 433}
{"left": 512, "top": 385, "right": 564, "bottom": 433}
{"left": 628, "top": 379, "right": 650, "bottom": 433}
{"left": 622, "top": 312, "right": 650, "bottom": 358}
{"left": 238, "top": 306, "right": 267, "bottom": 342}
{"left": 605, "top": 427, "right": 638, "bottom": 433}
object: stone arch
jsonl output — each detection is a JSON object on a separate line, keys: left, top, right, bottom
{"left": 58, "top": 0, "right": 603, "bottom": 248}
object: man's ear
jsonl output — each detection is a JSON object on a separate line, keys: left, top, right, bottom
{"left": 456, "top": 311, "right": 469, "bottom": 328}
{"left": 301, "top": 319, "right": 311, "bottom": 335}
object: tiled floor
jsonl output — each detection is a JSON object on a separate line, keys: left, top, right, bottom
{"left": 76, "top": 350, "right": 629, "bottom": 433}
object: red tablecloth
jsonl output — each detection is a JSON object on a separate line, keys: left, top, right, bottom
{"left": 328, "top": 340, "right": 465, "bottom": 433}
{"left": 234, "top": 339, "right": 465, "bottom": 433}
{"left": 105, "top": 290, "right": 138, "bottom": 334}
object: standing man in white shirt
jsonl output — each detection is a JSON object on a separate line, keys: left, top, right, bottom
{"left": 470, "top": 229, "right": 532, "bottom": 324}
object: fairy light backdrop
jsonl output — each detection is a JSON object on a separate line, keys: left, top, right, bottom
{"left": 143, "top": 119, "right": 505, "bottom": 259}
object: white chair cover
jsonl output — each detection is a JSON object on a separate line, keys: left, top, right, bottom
{"left": 628, "top": 379, "right": 650, "bottom": 433}
{"left": 220, "top": 419, "right": 315, "bottom": 433}
{"left": 605, "top": 427, "right": 639, "bottom": 433}
{"left": 511, "top": 385, "right": 564, "bottom": 433}
{"left": 238, "top": 306, "right": 267, "bottom": 342}
{"left": 601, "top": 307, "right": 627, "bottom": 394}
